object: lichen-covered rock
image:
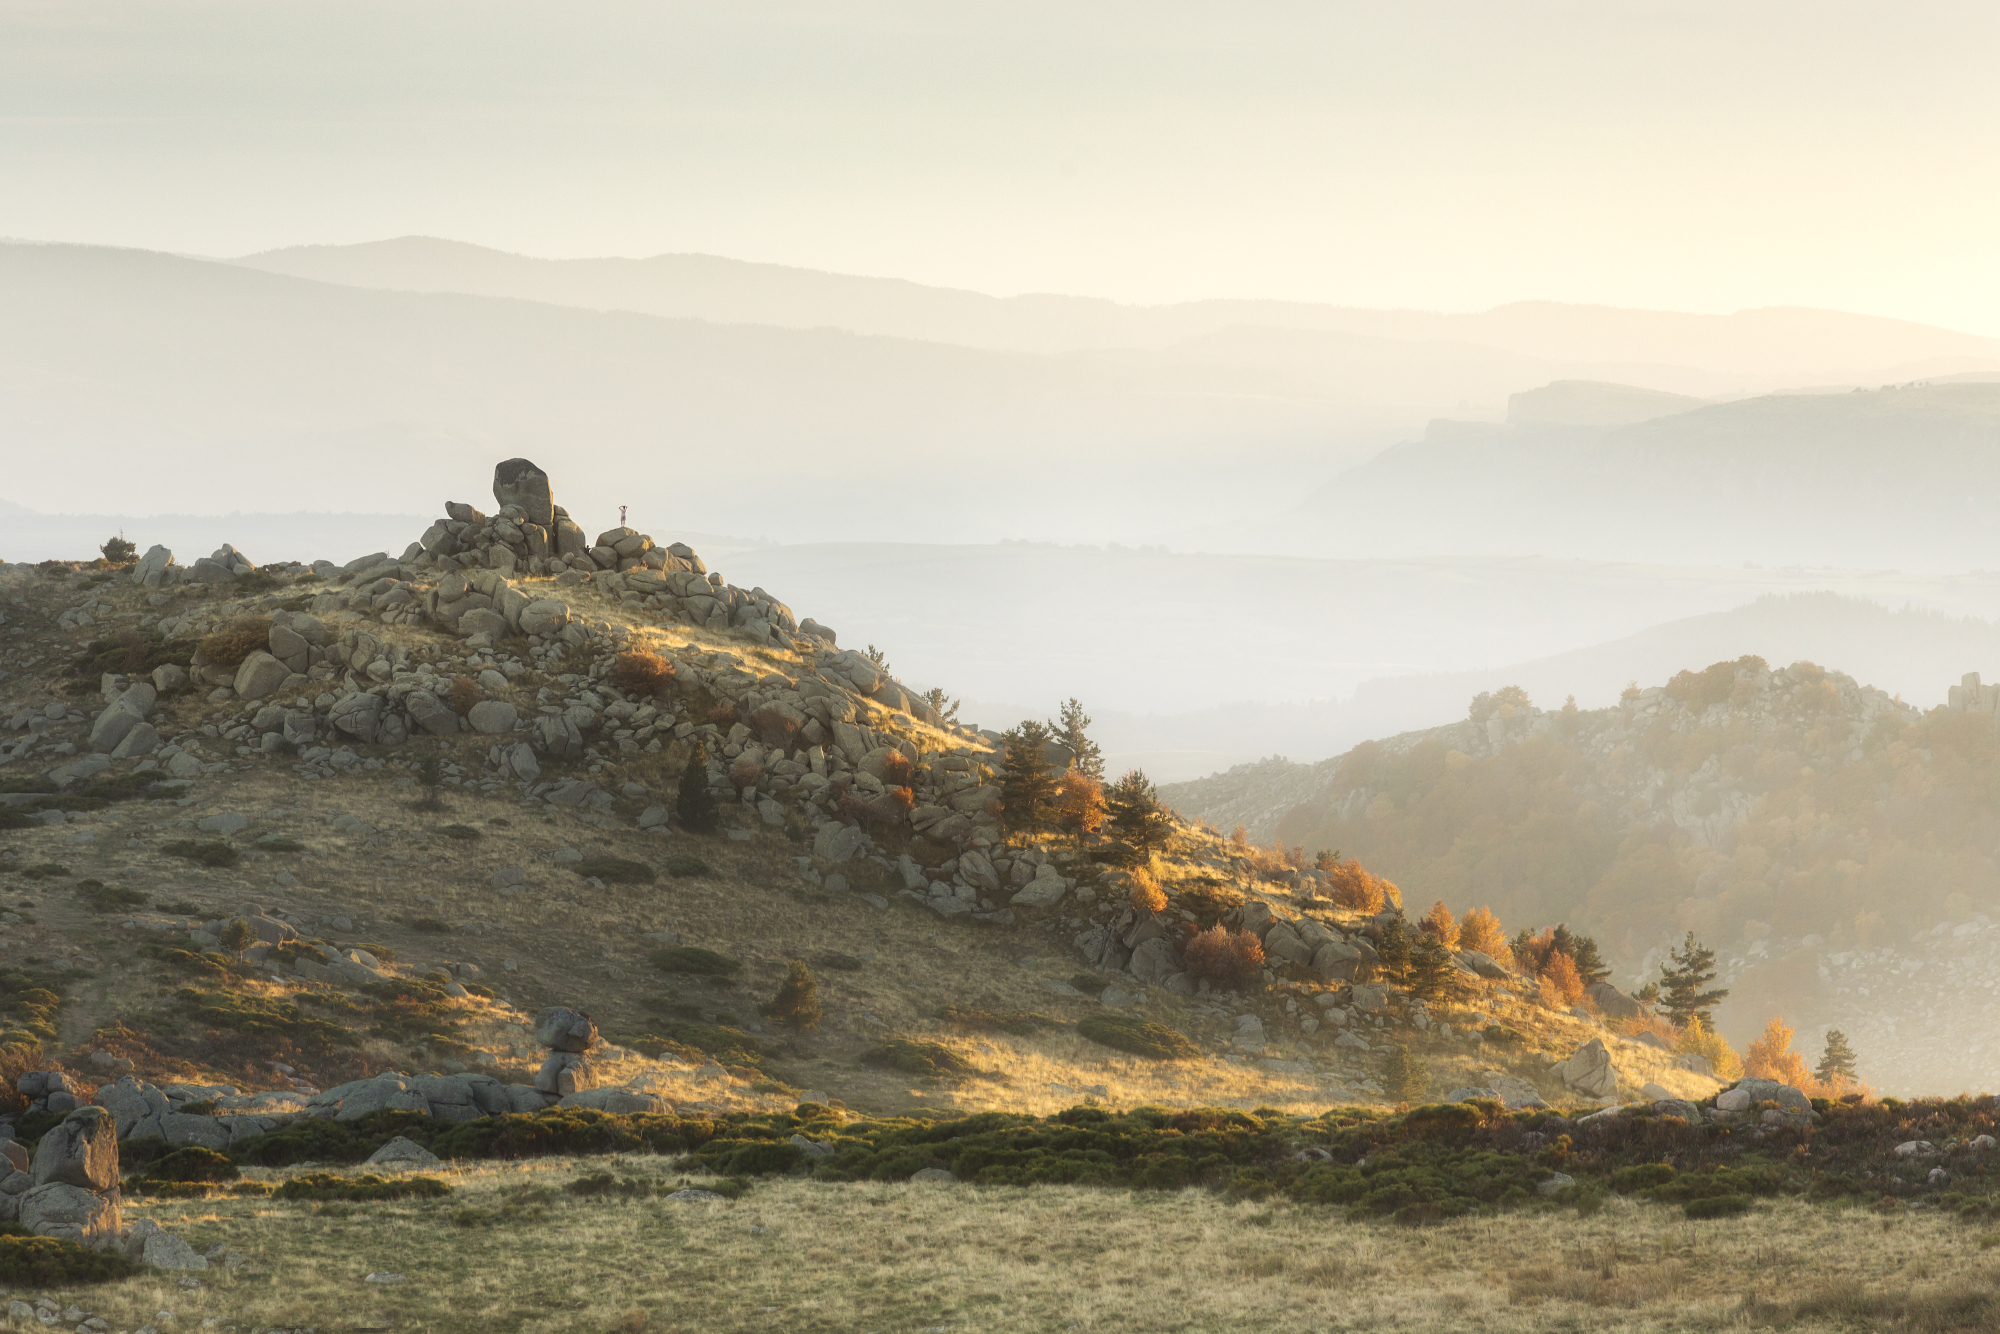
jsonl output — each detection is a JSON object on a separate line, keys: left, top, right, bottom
{"left": 533, "top": 1007, "right": 598, "bottom": 1053}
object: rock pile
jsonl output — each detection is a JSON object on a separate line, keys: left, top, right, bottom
{"left": 533, "top": 1006, "right": 599, "bottom": 1098}
{"left": 0, "top": 1107, "right": 204, "bottom": 1269}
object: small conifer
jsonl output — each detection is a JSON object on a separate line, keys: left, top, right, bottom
{"left": 217, "top": 917, "right": 254, "bottom": 963}
{"left": 1382, "top": 1045, "right": 1428, "bottom": 1105}
{"left": 761, "top": 960, "right": 822, "bottom": 1036}
{"left": 676, "top": 741, "right": 720, "bottom": 833}
{"left": 1816, "top": 1029, "right": 1858, "bottom": 1086}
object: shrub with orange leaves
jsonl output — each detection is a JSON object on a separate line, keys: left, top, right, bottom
{"left": 610, "top": 649, "right": 675, "bottom": 696}
{"left": 1183, "top": 924, "right": 1264, "bottom": 990}
{"left": 1419, "top": 900, "right": 1459, "bottom": 948}
{"left": 1537, "top": 951, "right": 1584, "bottom": 1008}
{"left": 1325, "top": 857, "right": 1398, "bottom": 913}
{"left": 1054, "top": 770, "right": 1107, "bottom": 842}
{"left": 1127, "top": 867, "right": 1168, "bottom": 915}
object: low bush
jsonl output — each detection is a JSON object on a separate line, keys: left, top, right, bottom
{"left": 274, "top": 1172, "right": 452, "bottom": 1201}
{"left": 141, "top": 1147, "right": 240, "bottom": 1183}
{"left": 163, "top": 840, "right": 238, "bottom": 868}
{"left": 447, "top": 677, "right": 482, "bottom": 715}
{"left": 257, "top": 837, "right": 306, "bottom": 852}
{"left": 1076, "top": 1013, "right": 1200, "bottom": 1060}
{"left": 19, "top": 864, "right": 70, "bottom": 881}
{"left": 938, "top": 1006, "right": 1064, "bottom": 1036}
{"left": 0, "top": 1227, "right": 138, "bottom": 1285}
{"left": 197, "top": 617, "right": 272, "bottom": 670}
{"left": 663, "top": 853, "right": 714, "bottom": 878}
{"left": 610, "top": 651, "right": 675, "bottom": 696}
{"left": 1683, "top": 1194, "right": 1754, "bottom": 1219}
{"left": 860, "top": 1040, "right": 982, "bottom": 1079}
{"left": 651, "top": 946, "right": 740, "bottom": 977}
{"left": 439, "top": 824, "right": 483, "bottom": 841}
{"left": 575, "top": 856, "right": 655, "bottom": 884}
{"left": 1182, "top": 925, "right": 1264, "bottom": 990}
{"left": 76, "top": 880, "right": 146, "bottom": 913}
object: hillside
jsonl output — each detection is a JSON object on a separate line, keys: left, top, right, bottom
{"left": 0, "top": 457, "right": 1728, "bottom": 1150}
{"left": 1256, "top": 381, "right": 2000, "bottom": 569}
{"left": 1164, "top": 657, "right": 2000, "bottom": 1092}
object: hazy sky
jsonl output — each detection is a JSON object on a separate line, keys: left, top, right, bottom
{"left": 4, "top": 2, "right": 1998, "bottom": 330}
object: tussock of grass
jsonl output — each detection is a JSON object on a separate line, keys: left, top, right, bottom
{"left": 651, "top": 945, "right": 740, "bottom": 976}
{"left": 860, "top": 1040, "right": 984, "bottom": 1080}
{"left": 575, "top": 855, "right": 655, "bottom": 884}
{"left": 1076, "top": 1012, "right": 1201, "bottom": 1060}
{"left": 275, "top": 1172, "right": 452, "bottom": 1201}
{"left": 163, "top": 839, "right": 239, "bottom": 867}
{"left": 0, "top": 1227, "right": 137, "bottom": 1286}
{"left": 663, "top": 852, "right": 714, "bottom": 877}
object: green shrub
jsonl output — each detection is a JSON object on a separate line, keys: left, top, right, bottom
{"left": 274, "top": 1172, "right": 451, "bottom": 1201}
{"left": 664, "top": 853, "right": 714, "bottom": 878}
{"left": 438, "top": 825, "right": 482, "bottom": 841}
{"left": 939, "top": 1006, "right": 1064, "bottom": 1036}
{"left": 651, "top": 946, "right": 741, "bottom": 977}
{"left": 1683, "top": 1194, "right": 1753, "bottom": 1219}
{"left": 19, "top": 864, "right": 70, "bottom": 881}
{"left": 860, "top": 1040, "right": 982, "bottom": 1079}
{"left": 0, "top": 1228, "right": 138, "bottom": 1285}
{"left": 1076, "top": 1013, "right": 1200, "bottom": 1060}
{"left": 1613, "top": 1163, "right": 1677, "bottom": 1193}
{"left": 143, "top": 1147, "right": 240, "bottom": 1183}
{"left": 428, "top": 1109, "right": 706, "bottom": 1162}
{"left": 574, "top": 856, "right": 655, "bottom": 884}
{"left": 712, "top": 1140, "right": 804, "bottom": 1175}
{"left": 163, "top": 840, "right": 238, "bottom": 868}
{"left": 75, "top": 880, "right": 146, "bottom": 913}
{"left": 564, "top": 1173, "right": 660, "bottom": 1199}
{"left": 257, "top": 837, "right": 305, "bottom": 852}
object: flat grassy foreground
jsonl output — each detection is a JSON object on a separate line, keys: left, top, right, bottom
{"left": 30, "top": 1161, "right": 2000, "bottom": 1333}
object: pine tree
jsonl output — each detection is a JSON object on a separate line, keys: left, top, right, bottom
{"left": 217, "top": 917, "right": 254, "bottom": 963}
{"left": 1567, "top": 932, "right": 1612, "bottom": 987}
{"left": 1105, "top": 768, "right": 1173, "bottom": 853}
{"left": 999, "top": 720, "right": 1061, "bottom": 836}
{"left": 1375, "top": 915, "right": 1412, "bottom": 984}
{"left": 921, "top": 686, "right": 960, "bottom": 725}
{"left": 1054, "top": 698, "right": 1105, "bottom": 780}
{"left": 99, "top": 533, "right": 136, "bottom": 566}
{"left": 1658, "top": 931, "right": 1728, "bottom": 1029}
{"left": 761, "top": 960, "right": 822, "bottom": 1037}
{"left": 1382, "top": 1044, "right": 1428, "bottom": 1105}
{"left": 676, "top": 741, "right": 720, "bottom": 833}
{"left": 1816, "top": 1029, "right": 1858, "bottom": 1086}
{"left": 1406, "top": 929, "right": 1465, "bottom": 1004}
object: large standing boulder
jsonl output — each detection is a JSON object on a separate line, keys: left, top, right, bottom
{"left": 1552, "top": 1038, "right": 1619, "bottom": 1098}
{"left": 31, "top": 1107, "right": 119, "bottom": 1192}
{"left": 492, "top": 458, "right": 555, "bottom": 529}
{"left": 534, "top": 1053, "right": 597, "bottom": 1096}
{"left": 534, "top": 1007, "right": 598, "bottom": 1053}
{"left": 1128, "top": 937, "right": 1183, "bottom": 986}
{"left": 19, "top": 1184, "right": 119, "bottom": 1248}
{"left": 1584, "top": 981, "right": 1643, "bottom": 1019}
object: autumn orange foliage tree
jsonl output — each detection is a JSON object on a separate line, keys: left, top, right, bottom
{"left": 1325, "top": 857, "right": 1399, "bottom": 913}
{"left": 1456, "top": 906, "right": 1511, "bottom": 964}
{"left": 1744, "top": 1016, "right": 1817, "bottom": 1091}
{"left": 1537, "top": 951, "right": 1584, "bottom": 1007}
{"left": 1418, "top": 900, "right": 1459, "bottom": 947}
{"left": 1127, "top": 867, "right": 1167, "bottom": 915}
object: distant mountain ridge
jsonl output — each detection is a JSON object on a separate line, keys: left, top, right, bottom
{"left": 235, "top": 237, "right": 2000, "bottom": 380}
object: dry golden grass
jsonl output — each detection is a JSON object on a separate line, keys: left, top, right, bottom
{"left": 36, "top": 1168, "right": 2000, "bottom": 1333}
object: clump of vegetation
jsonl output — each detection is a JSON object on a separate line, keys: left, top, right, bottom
{"left": 0, "top": 972, "right": 63, "bottom": 1062}
{"left": 651, "top": 946, "right": 740, "bottom": 977}
{"left": 138, "top": 1147, "right": 240, "bottom": 1184}
{"left": 274, "top": 1172, "right": 452, "bottom": 1201}
{"left": 438, "top": 824, "right": 482, "bottom": 841}
{"left": 74, "top": 876, "right": 145, "bottom": 920}
{"left": 610, "top": 650, "right": 675, "bottom": 696}
{"left": 938, "top": 1006, "right": 1063, "bottom": 1036}
{"left": 0, "top": 1227, "right": 138, "bottom": 1285}
{"left": 760, "top": 961, "right": 821, "bottom": 1036}
{"left": 447, "top": 676, "right": 482, "bottom": 715}
{"left": 163, "top": 840, "right": 238, "bottom": 868}
{"left": 664, "top": 852, "right": 713, "bottom": 878}
{"left": 99, "top": 534, "right": 137, "bottom": 566}
{"left": 620, "top": 1016, "right": 765, "bottom": 1071}
{"left": 1182, "top": 924, "right": 1264, "bottom": 990}
{"left": 1322, "top": 854, "right": 1398, "bottom": 913}
{"left": 1382, "top": 1045, "right": 1429, "bottom": 1104}
{"left": 676, "top": 742, "right": 720, "bottom": 834}
{"left": 860, "top": 1040, "right": 982, "bottom": 1079}
{"left": 196, "top": 616, "right": 272, "bottom": 670}
{"left": 999, "top": 720, "right": 1061, "bottom": 835}
{"left": 1076, "top": 1012, "right": 1200, "bottom": 1060}
{"left": 1106, "top": 769, "right": 1174, "bottom": 855}
{"left": 1127, "top": 867, "right": 1167, "bottom": 915}
{"left": 574, "top": 855, "right": 655, "bottom": 884}
{"left": 19, "top": 864, "right": 71, "bottom": 881}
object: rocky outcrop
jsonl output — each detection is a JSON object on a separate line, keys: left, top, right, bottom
{"left": 1551, "top": 1038, "right": 1619, "bottom": 1099}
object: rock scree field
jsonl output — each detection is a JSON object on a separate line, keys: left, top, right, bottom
{"left": 0, "top": 460, "right": 1995, "bottom": 1331}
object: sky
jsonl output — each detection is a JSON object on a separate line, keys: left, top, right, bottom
{"left": 2, "top": 1, "right": 1998, "bottom": 329}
